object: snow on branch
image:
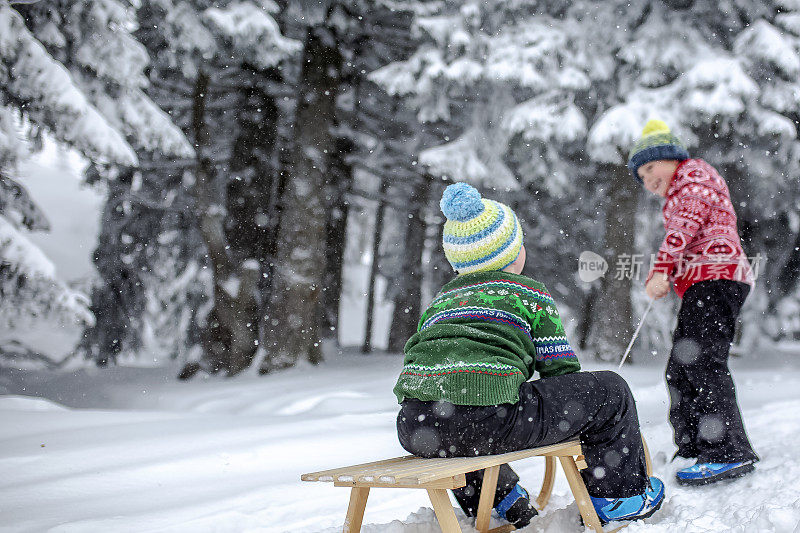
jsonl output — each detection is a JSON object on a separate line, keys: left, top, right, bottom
{"left": 443, "top": 57, "right": 483, "bottom": 85}
{"left": 0, "top": 104, "right": 28, "bottom": 168}
{"left": 0, "top": 172, "right": 50, "bottom": 231}
{"left": 760, "top": 80, "right": 800, "bottom": 114}
{"left": 0, "top": 215, "right": 94, "bottom": 327}
{"left": 88, "top": 83, "right": 194, "bottom": 158}
{"left": 404, "top": 16, "right": 591, "bottom": 93}
{"left": 588, "top": 92, "right": 688, "bottom": 165}
{"left": 164, "top": 1, "right": 217, "bottom": 71}
{"left": 776, "top": 12, "right": 800, "bottom": 35}
{"left": 777, "top": 0, "right": 800, "bottom": 11}
{"left": 376, "top": 0, "right": 440, "bottom": 16}
{"left": 202, "top": 2, "right": 302, "bottom": 69}
{"left": 735, "top": 20, "right": 800, "bottom": 78}
{"left": 369, "top": 50, "right": 435, "bottom": 97}
{"left": 589, "top": 53, "right": 771, "bottom": 164}
{"left": 75, "top": 31, "right": 150, "bottom": 88}
{"left": 619, "top": 2, "right": 714, "bottom": 87}
{"left": 678, "top": 58, "right": 758, "bottom": 118}
{"left": 0, "top": 213, "right": 54, "bottom": 279}
{"left": 484, "top": 21, "right": 582, "bottom": 92}
{"left": 503, "top": 95, "right": 587, "bottom": 144}
{"left": 0, "top": 2, "right": 137, "bottom": 165}
{"left": 751, "top": 107, "right": 797, "bottom": 139}
{"left": 420, "top": 128, "right": 518, "bottom": 190}
{"left": 414, "top": 14, "right": 461, "bottom": 47}
{"left": 588, "top": 104, "right": 653, "bottom": 165}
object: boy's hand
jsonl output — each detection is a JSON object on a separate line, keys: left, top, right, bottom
{"left": 646, "top": 274, "right": 670, "bottom": 300}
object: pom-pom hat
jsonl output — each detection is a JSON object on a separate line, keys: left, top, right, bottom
{"left": 440, "top": 182, "right": 523, "bottom": 275}
{"left": 627, "top": 119, "right": 690, "bottom": 182}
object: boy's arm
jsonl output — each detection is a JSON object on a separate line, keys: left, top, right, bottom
{"left": 530, "top": 290, "right": 581, "bottom": 378}
{"left": 647, "top": 180, "right": 713, "bottom": 284}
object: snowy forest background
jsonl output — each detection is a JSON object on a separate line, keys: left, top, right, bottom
{"left": 3, "top": 0, "right": 800, "bottom": 376}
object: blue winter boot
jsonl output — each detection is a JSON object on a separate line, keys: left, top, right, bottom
{"left": 589, "top": 476, "right": 665, "bottom": 524}
{"left": 676, "top": 460, "right": 755, "bottom": 485}
{"left": 495, "top": 484, "right": 538, "bottom": 528}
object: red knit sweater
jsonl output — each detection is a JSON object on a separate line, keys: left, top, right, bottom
{"left": 646, "top": 159, "right": 755, "bottom": 299}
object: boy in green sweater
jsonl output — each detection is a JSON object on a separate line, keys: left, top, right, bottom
{"left": 394, "top": 183, "right": 664, "bottom": 528}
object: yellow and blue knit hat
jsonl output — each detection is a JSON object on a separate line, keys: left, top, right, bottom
{"left": 440, "top": 183, "right": 523, "bottom": 275}
{"left": 627, "top": 119, "right": 690, "bottom": 182}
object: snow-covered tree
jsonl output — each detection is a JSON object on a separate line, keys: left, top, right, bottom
{"left": 369, "top": 1, "right": 631, "bottom": 358}
{"left": 92, "top": 0, "right": 305, "bottom": 375}
{"left": 260, "top": 0, "right": 436, "bottom": 370}
{"left": 372, "top": 0, "right": 800, "bottom": 360}
{"left": 733, "top": 6, "right": 800, "bottom": 321}
{"left": 589, "top": 0, "right": 800, "bottom": 354}
{"left": 0, "top": 0, "right": 190, "bottom": 336}
{"left": 80, "top": 0, "right": 427, "bottom": 373}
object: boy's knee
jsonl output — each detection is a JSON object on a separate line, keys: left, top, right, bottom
{"left": 593, "top": 370, "right": 634, "bottom": 401}
{"left": 593, "top": 369, "right": 628, "bottom": 388}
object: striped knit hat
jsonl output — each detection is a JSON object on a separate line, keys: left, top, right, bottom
{"left": 627, "top": 119, "right": 690, "bottom": 182}
{"left": 440, "top": 183, "right": 523, "bottom": 275}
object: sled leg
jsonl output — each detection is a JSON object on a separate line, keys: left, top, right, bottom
{"left": 537, "top": 456, "right": 556, "bottom": 509}
{"left": 343, "top": 487, "right": 369, "bottom": 533}
{"left": 559, "top": 456, "right": 603, "bottom": 533}
{"left": 428, "top": 488, "right": 462, "bottom": 533}
{"left": 643, "top": 436, "right": 653, "bottom": 478}
{"left": 475, "top": 465, "right": 500, "bottom": 532}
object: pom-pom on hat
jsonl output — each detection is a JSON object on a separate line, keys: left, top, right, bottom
{"left": 627, "top": 119, "right": 690, "bottom": 182}
{"left": 440, "top": 182, "right": 523, "bottom": 275}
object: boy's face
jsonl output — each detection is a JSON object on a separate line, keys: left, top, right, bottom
{"left": 638, "top": 160, "right": 679, "bottom": 197}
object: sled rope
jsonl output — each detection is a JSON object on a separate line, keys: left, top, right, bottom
{"left": 618, "top": 299, "right": 654, "bottom": 369}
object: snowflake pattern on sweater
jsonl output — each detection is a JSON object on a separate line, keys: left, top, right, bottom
{"left": 647, "top": 159, "right": 754, "bottom": 298}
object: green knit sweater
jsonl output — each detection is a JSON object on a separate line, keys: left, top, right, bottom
{"left": 393, "top": 271, "right": 581, "bottom": 406}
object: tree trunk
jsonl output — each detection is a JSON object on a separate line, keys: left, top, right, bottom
{"left": 191, "top": 70, "right": 230, "bottom": 374}
{"left": 387, "top": 175, "right": 430, "bottom": 353}
{"left": 83, "top": 174, "right": 144, "bottom": 366}
{"left": 429, "top": 185, "right": 454, "bottom": 293}
{"left": 183, "top": 70, "right": 260, "bottom": 377}
{"left": 362, "top": 177, "right": 388, "bottom": 353}
{"left": 588, "top": 163, "right": 639, "bottom": 362}
{"left": 260, "top": 26, "right": 342, "bottom": 373}
{"left": 225, "top": 69, "right": 279, "bottom": 270}
{"left": 321, "top": 137, "right": 354, "bottom": 342}
{"left": 776, "top": 226, "right": 800, "bottom": 298}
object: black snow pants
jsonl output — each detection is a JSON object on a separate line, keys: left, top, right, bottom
{"left": 396, "top": 371, "right": 648, "bottom": 516}
{"left": 667, "top": 279, "right": 758, "bottom": 464}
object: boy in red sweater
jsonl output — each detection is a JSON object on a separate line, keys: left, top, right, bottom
{"left": 628, "top": 119, "right": 758, "bottom": 485}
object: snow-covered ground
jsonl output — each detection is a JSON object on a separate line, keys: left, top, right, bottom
{"left": 2, "top": 348, "right": 800, "bottom": 533}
